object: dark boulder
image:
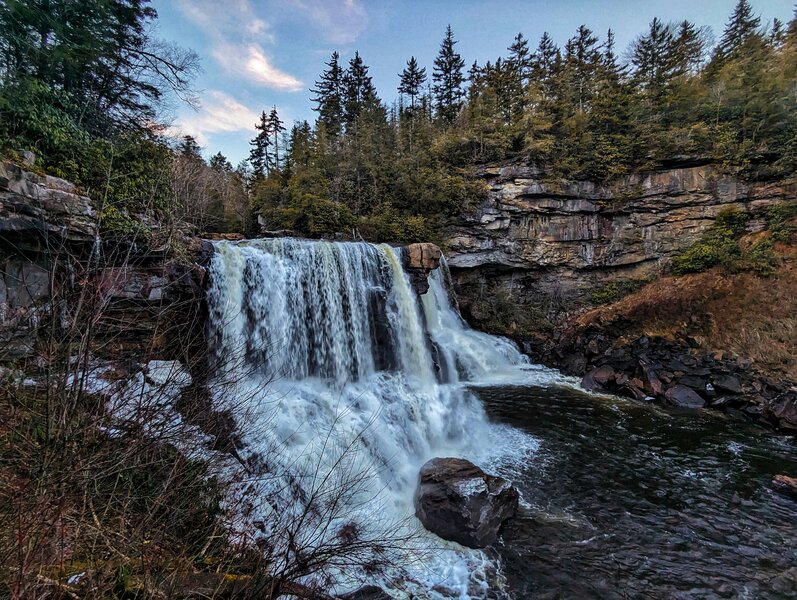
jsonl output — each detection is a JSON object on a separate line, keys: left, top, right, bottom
{"left": 414, "top": 457, "right": 518, "bottom": 548}
{"left": 713, "top": 374, "right": 743, "bottom": 395}
{"left": 678, "top": 374, "right": 708, "bottom": 391}
{"left": 582, "top": 365, "right": 614, "bottom": 391}
{"left": 764, "top": 392, "right": 797, "bottom": 431}
{"left": 665, "top": 385, "right": 706, "bottom": 408}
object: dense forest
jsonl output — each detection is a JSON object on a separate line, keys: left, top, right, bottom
{"left": 1, "top": 0, "right": 796, "bottom": 242}
{"left": 254, "top": 0, "right": 797, "bottom": 241}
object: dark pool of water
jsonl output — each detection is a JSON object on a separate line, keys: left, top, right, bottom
{"left": 473, "top": 385, "right": 797, "bottom": 600}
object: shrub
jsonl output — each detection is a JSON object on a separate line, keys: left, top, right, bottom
{"left": 590, "top": 280, "right": 647, "bottom": 305}
{"left": 672, "top": 208, "right": 747, "bottom": 275}
{"left": 745, "top": 239, "right": 778, "bottom": 277}
{"left": 766, "top": 201, "right": 797, "bottom": 242}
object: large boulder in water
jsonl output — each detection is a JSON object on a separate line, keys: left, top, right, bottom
{"left": 414, "top": 457, "right": 519, "bottom": 548}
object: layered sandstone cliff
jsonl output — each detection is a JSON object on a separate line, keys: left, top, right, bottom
{"left": 444, "top": 163, "right": 796, "bottom": 327}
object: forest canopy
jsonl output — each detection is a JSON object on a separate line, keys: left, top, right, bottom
{"left": 251, "top": 0, "right": 797, "bottom": 241}
{"left": 1, "top": 0, "right": 796, "bottom": 242}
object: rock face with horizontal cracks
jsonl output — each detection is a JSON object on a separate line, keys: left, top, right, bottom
{"left": 0, "top": 161, "right": 97, "bottom": 246}
{"left": 414, "top": 457, "right": 519, "bottom": 548}
{"left": 443, "top": 163, "right": 796, "bottom": 322}
{"left": 0, "top": 160, "right": 213, "bottom": 361}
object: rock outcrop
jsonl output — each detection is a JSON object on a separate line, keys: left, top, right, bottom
{"left": 0, "top": 160, "right": 212, "bottom": 363}
{"left": 414, "top": 457, "right": 518, "bottom": 548}
{"left": 0, "top": 161, "right": 97, "bottom": 248}
{"left": 444, "top": 163, "right": 795, "bottom": 326}
{"left": 402, "top": 242, "right": 443, "bottom": 294}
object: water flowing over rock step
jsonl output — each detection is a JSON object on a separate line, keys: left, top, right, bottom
{"left": 205, "top": 236, "right": 555, "bottom": 597}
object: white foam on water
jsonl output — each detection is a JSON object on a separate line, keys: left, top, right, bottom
{"left": 206, "top": 238, "right": 571, "bottom": 598}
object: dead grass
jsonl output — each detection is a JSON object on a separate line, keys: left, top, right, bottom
{"left": 572, "top": 242, "right": 797, "bottom": 380}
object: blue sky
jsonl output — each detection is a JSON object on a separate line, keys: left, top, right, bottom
{"left": 152, "top": 0, "right": 796, "bottom": 164}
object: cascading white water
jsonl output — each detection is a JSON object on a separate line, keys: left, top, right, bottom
{"left": 206, "top": 238, "right": 565, "bottom": 598}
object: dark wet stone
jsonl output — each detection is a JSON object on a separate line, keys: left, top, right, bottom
{"left": 713, "top": 375, "right": 742, "bottom": 395}
{"left": 339, "top": 585, "right": 392, "bottom": 600}
{"left": 665, "top": 385, "right": 706, "bottom": 408}
{"left": 414, "top": 457, "right": 519, "bottom": 548}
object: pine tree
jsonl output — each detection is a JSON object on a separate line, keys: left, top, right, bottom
{"left": 343, "top": 51, "right": 380, "bottom": 131}
{"left": 672, "top": 21, "right": 708, "bottom": 75}
{"left": 432, "top": 25, "right": 466, "bottom": 123}
{"left": 715, "top": 0, "right": 762, "bottom": 61}
{"left": 769, "top": 18, "right": 785, "bottom": 48}
{"left": 250, "top": 111, "right": 272, "bottom": 177}
{"left": 398, "top": 57, "right": 427, "bottom": 111}
{"left": 178, "top": 135, "right": 203, "bottom": 159}
{"left": 506, "top": 32, "right": 531, "bottom": 117}
{"left": 563, "top": 25, "right": 602, "bottom": 113}
{"left": 311, "top": 51, "right": 345, "bottom": 137}
{"left": 209, "top": 152, "right": 233, "bottom": 171}
{"left": 631, "top": 18, "right": 677, "bottom": 92}
{"left": 531, "top": 32, "right": 560, "bottom": 99}
{"left": 267, "top": 107, "right": 286, "bottom": 171}
{"left": 286, "top": 121, "right": 314, "bottom": 172}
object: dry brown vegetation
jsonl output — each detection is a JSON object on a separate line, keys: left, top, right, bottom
{"left": 571, "top": 240, "right": 797, "bottom": 380}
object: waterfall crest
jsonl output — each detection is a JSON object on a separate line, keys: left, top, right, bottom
{"left": 206, "top": 238, "right": 562, "bottom": 597}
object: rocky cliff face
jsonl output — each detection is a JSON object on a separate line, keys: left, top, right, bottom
{"left": 0, "top": 161, "right": 212, "bottom": 364}
{"left": 444, "top": 164, "right": 795, "bottom": 328}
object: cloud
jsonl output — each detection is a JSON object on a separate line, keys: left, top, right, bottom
{"left": 176, "top": 0, "right": 302, "bottom": 90}
{"left": 170, "top": 90, "right": 261, "bottom": 146}
{"left": 286, "top": 0, "right": 368, "bottom": 44}
{"left": 213, "top": 44, "right": 303, "bottom": 91}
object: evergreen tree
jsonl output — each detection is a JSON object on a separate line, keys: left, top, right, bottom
{"left": 286, "top": 121, "right": 314, "bottom": 171}
{"left": 432, "top": 25, "right": 466, "bottom": 123}
{"left": 398, "top": 57, "right": 427, "bottom": 111}
{"left": 508, "top": 32, "right": 532, "bottom": 84}
{"left": 562, "top": 25, "right": 602, "bottom": 113}
{"left": 311, "top": 51, "right": 345, "bottom": 137}
{"left": 631, "top": 18, "right": 677, "bottom": 92}
{"left": 250, "top": 111, "right": 272, "bottom": 177}
{"left": 178, "top": 135, "right": 203, "bottom": 159}
{"left": 506, "top": 32, "right": 531, "bottom": 117}
{"left": 672, "top": 20, "right": 709, "bottom": 75}
{"left": 715, "top": 0, "right": 762, "bottom": 61}
{"left": 343, "top": 51, "right": 380, "bottom": 131}
{"left": 530, "top": 32, "right": 560, "bottom": 99}
{"left": 0, "top": 0, "right": 196, "bottom": 133}
{"left": 769, "top": 18, "right": 786, "bottom": 48}
{"left": 209, "top": 152, "right": 233, "bottom": 171}
{"left": 267, "top": 107, "right": 286, "bottom": 171}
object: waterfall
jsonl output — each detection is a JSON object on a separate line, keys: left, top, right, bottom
{"left": 206, "top": 238, "right": 562, "bottom": 598}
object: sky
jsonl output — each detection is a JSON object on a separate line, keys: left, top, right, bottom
{"left": 152, "top": 0, "right": 796, "bottom": 164}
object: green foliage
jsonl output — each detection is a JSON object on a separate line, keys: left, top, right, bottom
{"left": 673, "top": 208, "right": 748, "bottom": 274}
{"left": 673, "top": 207, "right": 784, "bottom": 277}
{"left": 590, "top": 280, "right": 647, "bottom": 305}
{"left": 766, "top": 201, "right": 797, "bottom": 241}
{"left": 358, "top": 206, "right": 436, "bottom": 243}
{"left": 744, "top": 238, "right": 777, "bottom": 276}
{"left": 98, "top": 205, "right": 150, "bottom": 241}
